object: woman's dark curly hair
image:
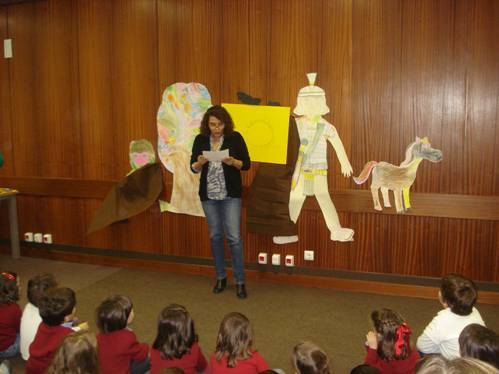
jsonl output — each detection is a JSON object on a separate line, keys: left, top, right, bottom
{"left": 200, "top": 105, "right": 234, "bottom": 137}
{"left": 0, "top": 271, "right": 19, "bottom": 303}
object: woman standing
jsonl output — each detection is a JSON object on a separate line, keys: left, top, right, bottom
{"left": 190, "top": 105, "right": 251, "bottom": 299}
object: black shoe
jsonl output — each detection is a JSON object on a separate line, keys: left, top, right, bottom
{"left": 213, "top": 278, "right": 227, "bottom": 294}
{"left": 236, "top": 284, "right": 247, "bottom": 299}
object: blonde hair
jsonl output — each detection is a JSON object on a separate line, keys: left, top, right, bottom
{"left": 416, "top": 355, "right": 499, "bottom": 374}
{"left": 46, "top": 331, "right": 99, "bottom": 374}
{"left": 215, "top": 312, "right": 254, "bottom": 368}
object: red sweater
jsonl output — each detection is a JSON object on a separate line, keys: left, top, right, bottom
{"left": 364, "top": 347, "right": 420, "bottom": 374}
{"left": 97, "top": 328, "right": 149, "bottom": 374}
{"left": 207, "top": 351, "right": 269, "bottom": 374}
{"left": 25, "top": 323, "right": 73, "bottom": 374}
{"left": 151, "top": 342, "right": 207, "bottom": 374}
{"left": 0, "top": 303, "right": 21, "bottom": 351}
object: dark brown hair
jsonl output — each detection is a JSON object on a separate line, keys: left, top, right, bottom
{"left": 459, "top": 324, "right": 498, "bottom": 369}
{"left": 350, "top": 364, "right": 381, "bottom": 374}
{"left": 152, "top": 304, "right": 197, "bottom": 359}
{"left": 292, "top": 341, "right": 331, "bottom": 374}
{"left": 39, "top": 287, "right": 76, "bottom": 326}
{"left": 371, "top": 309, "right": 412, "bottom": 361}
{"left": 440, "top": 274, "right": 477, "bottom": 316}
{"left": 46, "top": 331, "right": 99, "bottom": 374}
{"left": 200, "top": 105, "right": 234, "bottom": 137}
{"left": 96, "top": 295, "right": 133, "bottom": 333}
{"left": 0, "top": 271, "right": 19, "bottom": 303}
{"left": 27, "top": 273, "right": 57, "bottom": 306}
{"left": 215, "top": 312, "right": 254, "bottom": 368}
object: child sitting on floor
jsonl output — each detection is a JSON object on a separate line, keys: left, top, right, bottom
{"left": 292, "top": 341, "right": 331, "bottom": 374}
{"left": 207, "top": 312, "right": 268, "bottom": 374}
{"left": 20, "top": 273, "right": 58, "bottom": 360}
{"left": 459, "top": 323, "right": 498, "bottom": 369}
{"left": 0, "top": 271, "right": 21, "bottom": 372}
{"left": 417, "top": 273, "right": 485, "bottom": 359}
{"left": 46, "top": 330, "right": 99, "bottom": 374}
{"left": 96, "top": 295, "right": 150, "bottom": 374}
{"left": 364, "top": 308, "right": 420, "bottom": 374}
{"left": 26, "top": 287, "right": 81, "bottom": 374}
{"left": 151, "top": 304, "right": 207, "bottom": 374}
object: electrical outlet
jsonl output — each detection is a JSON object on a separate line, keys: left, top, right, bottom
{"left": 258, "top": 252, "right": 267, "bottom": 264}
{"left": 304, "top": 250, "right": 314, "bottom": 261}
{"left": 271, "top": 254, "right": 281, "bottom": 266}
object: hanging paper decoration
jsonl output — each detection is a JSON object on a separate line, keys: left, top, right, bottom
{"left": 129, "top": 139, "right": 156, "bottom": 171}
{"left": 353, "top": 137, "right": 442, "bottom": 213}
{"left": 157, "top": 83, "right": 212, "bottom": 217}
{"left": 286, "top": 73, "right": 354, "bottom": 242}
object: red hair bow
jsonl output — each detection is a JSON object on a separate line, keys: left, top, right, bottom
{"left": 394, "top": 323, "right": 411, "bottom": 356}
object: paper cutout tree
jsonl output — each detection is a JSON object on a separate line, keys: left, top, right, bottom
{"left": 285, "top": 73, "right": 354, "bottom": 242}
{"left": 157, "top": 83, "right": 212, "bottom": 216}
{"left": 353, "top": 137, "right": 442, "bottom": 213}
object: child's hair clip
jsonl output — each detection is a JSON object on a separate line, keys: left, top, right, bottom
{"left": 1, "top": 271, "right": 17, "bottom": 281}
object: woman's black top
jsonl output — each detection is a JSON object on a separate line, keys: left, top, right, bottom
{"left": 190, "top": 131, "right": 251, "bottom": 201}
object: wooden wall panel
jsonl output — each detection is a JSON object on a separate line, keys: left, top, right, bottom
{"left": 0, "top": 6, "right": 13, "bottom": 176}
{"left": 8, "top": 0, "right": 81, "bottom": 178}
{"left": 1, "top": 0, "right": 498, "bottom": 283}
{"left": 320, "top": 0, "right": 353, "bottom": 190}
{"left": 76, "top": 0, "right": 114, "bottom": 180}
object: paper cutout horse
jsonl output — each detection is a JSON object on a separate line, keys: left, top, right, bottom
{"left": 353, "top": 137, "right": 442, "bottom": 213}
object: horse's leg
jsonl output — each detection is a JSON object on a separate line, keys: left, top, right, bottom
{"left": 403, "top": 187, "right": 411, "bottom": 210}
{"left": 394, "top": 189, "right": 404, "bottom": 213}
{"left": 371, "top": 185, "right": 382, "bottom": 211}
{"left": 381, "top": 187, "right": 391, "bottom": 207}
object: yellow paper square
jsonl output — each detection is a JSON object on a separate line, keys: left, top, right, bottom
{"left": 222, "top": 103, "right": 290, "bottom": 164}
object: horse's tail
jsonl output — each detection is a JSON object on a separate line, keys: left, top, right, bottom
{"left": 353, "top": 161, "right": 378, "bottom": 185}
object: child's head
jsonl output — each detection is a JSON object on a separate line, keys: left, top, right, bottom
{"left": 371, "top": 308, "right": 412, "bottom": 361}
{"left": 39, "top": 287, "right": 76, "bottom": 326}
{"left": 459, "top": 324, "right": 498, "bottom": 369}
{"left": 350, "top": 364, "right": 381, "bottom": 374}
{"left": 215, "top": 312, "right": 253, "bottom": 368}
{"left": 0, "top": 271, "right": 19, "bottom": 304}
{"left": 96, "top": 295, "right": 133, "bottom": 333}
{"left": 415, "top": 355, "right": 499, "bottom": 374}
{"left": 46, "top": 331, "right": 98, "bottom": 374}
{"left": 440, "top": 274, "right": 477, "bottom": 316}
{"left": 292, "top": 341, "right": 331, "bottom": 374}
{"left": 153, "top": 304, "right": 197, "bottom": 359}
{"left": 27, "top": 273, "right": 57, "bottom": 307}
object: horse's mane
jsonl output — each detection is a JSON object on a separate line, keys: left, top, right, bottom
{"left": 400, "top": 140, "right": 419, "bottom": 166}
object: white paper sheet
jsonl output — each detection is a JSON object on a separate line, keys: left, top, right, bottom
{"left": 203, "top": 149, "right": 229, "bottom": 162}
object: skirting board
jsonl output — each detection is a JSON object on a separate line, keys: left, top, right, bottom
{"left": 1, "top": 241, "right": 498, "bottom": 305}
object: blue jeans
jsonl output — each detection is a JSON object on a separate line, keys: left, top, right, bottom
{"left": 202, "top": 197, "right": 245, "bottom": 284}
{"left": 0, "top": 334, "right": 19, "bottom": 358}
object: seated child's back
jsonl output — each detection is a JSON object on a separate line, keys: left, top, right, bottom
{"left": 416, "top": 274, "right": 485, "bottom": 359}
{"left": 25, "top": 287, "right": 77, "bottom": 374}
{"left": 96, "top": 295, "right": 149, "bottom": 374}
{"left": 20, "top": 273, "right": 57, "bottom": 360}
{"left": 151, "top": 304, "right": 207, "bottom": 374}
{"left": 207, "top": 312, "right": 268, "bottom": 374}
{"left": 0, "top": 271, "right": 21, "bottom": 359}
